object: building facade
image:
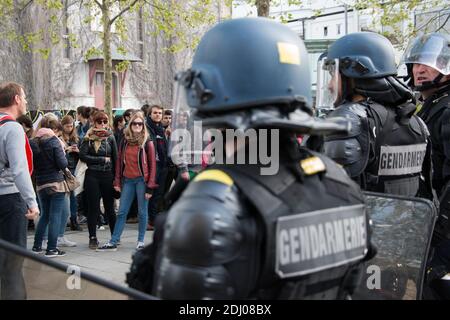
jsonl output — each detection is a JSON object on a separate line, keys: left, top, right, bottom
{"left": 0, "top": 1, "right": 230, "bottom": 111}
{"left": 232, "top": 0, "right": 450, "bottom": 93}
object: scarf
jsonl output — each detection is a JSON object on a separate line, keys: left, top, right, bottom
{"left": 85, "top": 127, "right": 112, "bottom": 152}
{"left": 126, "top": 135, "right": 142, "bottom": 146}
{"left": 147, "top": 118, "right": 167, "bottom": 164}
{"left": 147, "top": 118, "right": 165, "bottom": 138}
{"left": 124, "top": 127, "right": 146, "bottom": 147}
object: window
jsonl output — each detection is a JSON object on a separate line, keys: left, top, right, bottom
{"left": 137, "top": 8, "right": 144, "bottom": 60}
{"left": 337, "top": 24, "right": 341, "bottom": 35}
{"left": 96, "top": 73, "right": 104, "bottom": 86}
{"left": 324, "top": 26, "right": 328, "bottom": 37}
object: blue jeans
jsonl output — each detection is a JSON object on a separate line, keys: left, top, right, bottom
{"left": 42, "top": 193, "right": 70, "bottom": 239}
{"left": 59, "top": 194, "right": 71, "bottom": 236}
{"left": 68, "top": 191, "right": 77, "bottom": 221}
{"left": 111, "top": 177, "right": 148, "bottom": 244}
{"left": 34, "top": 190, "right": 65, "bottom": 251}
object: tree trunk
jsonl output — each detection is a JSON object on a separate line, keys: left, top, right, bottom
{"left": 102, "top": 4, "right": 113, "bottom": 121}
{"left": 256, "top": 0, "right": 270, "bottom": 17}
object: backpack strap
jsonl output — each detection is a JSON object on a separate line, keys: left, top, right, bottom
{"left": 0, "top": 115, "right": 16, "bottom": 171}
{"left": 0, "top": 114, "right": 15, "bottom": 126}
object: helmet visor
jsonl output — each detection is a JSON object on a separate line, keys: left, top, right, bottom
{"left": 316, "top": 58, "right": 340, "bottom": 111}
{"left": 401, "top": 34, "right": 450, "bottom": 75}
{"left": 169, "top": 79, "right": 211, "bottom": 168}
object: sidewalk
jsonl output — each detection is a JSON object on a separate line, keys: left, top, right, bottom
{"left": 26, "top": 223, "right": 153, "bottom": 287}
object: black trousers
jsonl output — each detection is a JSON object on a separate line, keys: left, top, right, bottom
{"left": 84, "top": 170, "right": 116, "bottom": 239}
{"left": 148, "top": 164, "right": 168, "bottom": 225}
{"left": 157, "top": 165, "right": 177, "bottom": 212}
{"left": 0, "top": 193, "right": 28, "bottom": 299}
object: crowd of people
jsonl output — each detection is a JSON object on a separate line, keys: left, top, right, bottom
{"left": 12, "top": 102, "right": 181, "bottom": 258}
{"left": 1, "top": 16, "right": 450, "bottom": 300}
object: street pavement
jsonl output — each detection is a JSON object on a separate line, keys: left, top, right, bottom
{"left": 26, "top": 222, "right": 153, "bottom": 288}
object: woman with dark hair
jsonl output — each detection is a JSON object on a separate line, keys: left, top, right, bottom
{"left": 17, "top": 114, "right": 36, "bottom": 231}
{"left": 113, "top": 114, "right": 125, "bottom": 146}
{"left": 123, "top": 109, "right": 134, "bottom": 125}
{"left": 16, "top": 114, "right": 34, "bottom": 139}
{"left": 79, "top": 111, "right": 118, "bottom": 249}
{"left": 97, "top": 112, "right": 157, "bottom": 251}
{"left": 31, "top": 117, "right": 68, "bottom": 257}
{"left": 61, "top": 115, "right": 82, "bottom": 232}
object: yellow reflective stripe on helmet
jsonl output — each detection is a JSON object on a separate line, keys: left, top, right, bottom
{"left": 193, "top": 170, "right": 234, "bottom": 186}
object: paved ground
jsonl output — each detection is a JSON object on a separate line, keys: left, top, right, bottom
{"left": 26, "top": 222, "right": 153, "bottom": 287}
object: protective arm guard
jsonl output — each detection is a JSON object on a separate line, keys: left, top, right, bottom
{"left": 323, "top": 103, "right": 371, "bottom": 178}
{"left": 154, "top": 176, "right": 261, "bottom": 299}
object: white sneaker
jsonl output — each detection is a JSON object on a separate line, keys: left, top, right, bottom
{"left": 136, "top": 242, "right": 145, "bottom": 250}
{"left": 57, "top": 237, "right": 77, "bottom": 247}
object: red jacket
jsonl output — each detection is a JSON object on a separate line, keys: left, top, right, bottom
{"left": 114, "top": 139, "right": 158, "bottom": 194}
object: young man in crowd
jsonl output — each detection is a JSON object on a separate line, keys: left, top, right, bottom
{"left": 0, "top": 82, "right": 39, "bottom": 299}
{"left": 145, "top": 105, "right": 168, "bottom": 230}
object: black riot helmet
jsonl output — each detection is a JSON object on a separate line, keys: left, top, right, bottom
{"left": 174, "top": 18, "right": 312, "bottom": 116}
{"left": 401, "top": 33, "right": 450, "bottom": 91}
{"left": 172, "top": 18, "right": 350, "bottom": 136}
{"left": 318, "top": 32, "right": 413, "bottom": 107}
{"left": 327, "top": 32, "right": 397, "bottom": 79}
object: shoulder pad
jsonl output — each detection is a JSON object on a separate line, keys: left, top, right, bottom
{"left": 432, "top": 92, "right": 450, "bottom": 106}
{"left": 332, "top": 102, "right": 368, "bottom": 118}
{"left": 327, "top": 103, "right": 367, "bottom": 139}
{"left": 193, "top": 169, "right": 234, "bottom": 187}
{"left": 184, "top": 169, "right": 237, "bottom": 202}
{"left": 411, "top": 115, "right": 429, "bottom": 137}
{"left": 364, "top": 101, "right": 389, "bottom": 124}
{"left": 323, "top": 104, "right": 371, "bottom": 177}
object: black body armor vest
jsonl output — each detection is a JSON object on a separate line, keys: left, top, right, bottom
{"left": 216, "top": 149, "right": 371, "bottom": 299}
{"left": 324, "top": 100, "right": 432, "bottom": 199}
{"left": 152, "top": 145, "right": 373, "bottom": 300}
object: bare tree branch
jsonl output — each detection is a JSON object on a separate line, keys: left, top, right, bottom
{"left": 143, "top": 0, "right": 166, "bottom": 13}
{"left": 436, "top": 13, "right": 450, "bottom": 32}
{"left": 94, "top": 0, "right": 102, "bottom": 9}
{"left": 416, "top": 13, "right": 443, "bottom": 32}
{"left": 110, "top": 0, "right": 140, "bottom": 26}
{"left": 18, "top": 0, "right": 34, "bottom": 13}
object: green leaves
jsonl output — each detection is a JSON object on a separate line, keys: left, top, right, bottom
{"left": 354, "top": 0, "right": 449, "bottom": 48}
{"left": 84, "top": 46, "right": 102, "bottom": 62}
{"left": 115, "top": 60, "right": 129, "bottom": 72}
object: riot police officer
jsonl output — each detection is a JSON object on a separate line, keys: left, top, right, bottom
{"left": 402, "top": 33, "right": 450, "bottom": 299}
{"left": 315, "top": 32, "right": 434, "bottom": 199}
{"left": 127, "top": 18, "right": 374, "bottom": 300}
